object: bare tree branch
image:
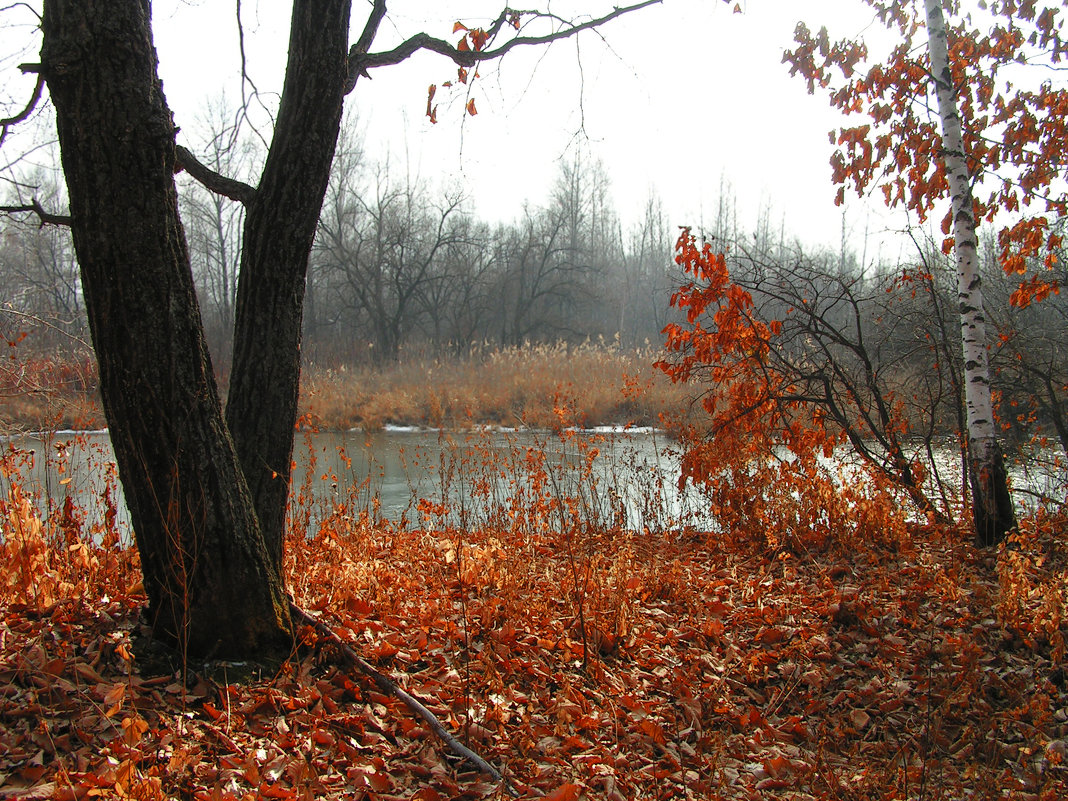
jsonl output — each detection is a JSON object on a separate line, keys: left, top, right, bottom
{"left": 0, "top": 197, "right": 71, "bottom": 226}
{"left": 230, "top": 0, "right": 274, "bottom": 153}
{"left": 345, "top": 0, "right": 387, "bottom": 89}
{"left": 347, "top": 0, "right": 661, "bottom": 89}
{"left": 0, "top": 67, "right": 45, "bottom": 148}
{"left": 0, "top": 307, "right": 90, "bottom": 350}
{"left": 175, "top": 144, "right": 257, "bottom": 206}
{"left": 353, "top": 0, "right": 387, "bottom": 54}
{"left": 1, "top": 3, "right": 41, "bottom": 21}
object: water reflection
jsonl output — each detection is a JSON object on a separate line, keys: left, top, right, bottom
{"left": 0, "top": 427, "right": 700, "bottom": 539}
{"left": 287, "top": 427, "right": 698, "bottom": 533}
{"left": 2, "top": 428, "right": 1063, "bottom": 541}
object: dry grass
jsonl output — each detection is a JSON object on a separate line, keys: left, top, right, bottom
{"left": 0, "top": 351, "right": 103, "bottom": 433}
{"left": 0, "top": 341, "right": 694, "bottom": 433}
{"left": 299, "top": 341, "right": 694, "bottom": 431}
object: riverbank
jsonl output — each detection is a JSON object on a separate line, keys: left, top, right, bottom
{"left": 2, "top": 345, "right": 1066, "bottom": 798}
{"left": 0, "top": 342, "right": 694, "bottom": 434}
{"left": 0, "top": 473, "right": 1064, "bottom": 799}
{"left": 300, "top": 341, "right": 693, "bottom": 431}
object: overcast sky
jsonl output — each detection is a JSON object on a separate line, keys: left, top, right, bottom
{"left": 154, "top": 0, "right": 902, "bottom": 250}
{"left": 3, "top": 2, "right": 914, "bottom": 259}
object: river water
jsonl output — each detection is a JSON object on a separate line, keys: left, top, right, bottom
{"left": 2, "top": 427, "right": 1063, "bottom": 541}
{"left": 0, "top": 427, "right": 701, "bottom": 540}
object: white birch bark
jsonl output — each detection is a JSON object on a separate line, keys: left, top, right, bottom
{"left": 923, "top": 0, "right": 1015, "bottom": 545}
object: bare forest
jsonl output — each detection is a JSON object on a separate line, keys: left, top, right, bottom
{"left": 4, "top": 135, "right": 1067, "bottom": 456}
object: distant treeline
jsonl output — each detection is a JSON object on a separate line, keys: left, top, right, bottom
{"left": 2, "top": 124, "right": 1067, "bottom": 456}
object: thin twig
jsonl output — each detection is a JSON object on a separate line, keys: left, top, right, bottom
{"left": 0, "top": 307, "right": 91, "bottom": 350}
{"left": 289, "top": 602, "right": 520, "bottom": 797}
{"left": 0, "top": 198, "right": 71, "bottom": 227}
{"left": 349, "top": 0, "right": 660, "bottom": 85}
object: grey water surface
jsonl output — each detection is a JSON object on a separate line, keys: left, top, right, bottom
{"left": 1, "top": 427, "right": 696, "bottom": 539}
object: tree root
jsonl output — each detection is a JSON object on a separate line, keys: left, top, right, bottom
{"left": 289, "top": 602, "right": 519, "bottom": 797}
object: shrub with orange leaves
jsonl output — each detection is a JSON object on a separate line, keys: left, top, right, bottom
{"left": 658, "top": 228, "right": 925, "bottom": 555}
{"left": 998, "top": 505, "right": 1068, "bottom": 659}
{"left": 0, "top": 484, "right": 72, "bottom": 607}
{"left": 0, "top": 444, "right": 138, "bottom": 607}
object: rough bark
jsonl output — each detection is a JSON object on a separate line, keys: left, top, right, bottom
{"left": 40, "top": 0, "right": 291, "bottom": 656}
{"left": 924, "top": 0, "right": 1016, "bottom": 546}
{"left": 36, "top": 0, "right": 651, "bottom": 661}
{"left": 225, "top": 0, "right": 352, "bottom": 570}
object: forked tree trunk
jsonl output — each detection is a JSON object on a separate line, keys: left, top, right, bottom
{"left": 923, "top": 0, "right": 1016, "bottom": 546}
{"left": 40, "top": 0, "right": 292, "bottom": 656}
{"left": 225, "top": 0, "right": 351, "bottom": 571}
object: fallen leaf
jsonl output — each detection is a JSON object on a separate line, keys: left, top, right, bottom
{"left": 542, "top": 783, "right": 583, "bottom": 801}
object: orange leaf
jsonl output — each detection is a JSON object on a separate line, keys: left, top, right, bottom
{"left": 374, "top": 640, "right": 399, "bottom": 658}
{"left": 542, "top": 783, "right": 582, "bottom": 801}
{"left": 121, "top": 715, "right": 149, "bottom": 746}
{"left": 104, "top": 682, "right": 126, "bottom": 709}
{"left": 258, "top": 784, "right": 298, "bottom": 800}
{"left": 74, "top": 662, "right": 104, "bottom": 683}
{"left": 763, "top": 755, "right": 791, "bottom": 778}
{"left": 202, "top": 702, "right": 223, "bottom": 721}
{"left": 466, "top": 98, "right": 478, "bottom": 116}
{"left": 364, "top": 771, "right": 391, "bottom": 792}
{"left": 756, "top": 625, "right": 785, "bottom": 644}
{"left": 17, "top": 766, "right": 47, "bottom": 784}
{"left": 311, "top": 728, "right": 335, "bottom": 746}
{"left": 426, "top": 85, "right": 438, "bottom": 124}
{"left": 458, "top": 37, "right": 470, "bottom": 52}
{"left": 638, "top": 717, "right": 666, "bottom": 744}
{"left": 452, "top": 21, "right": 468, "bottom": 33}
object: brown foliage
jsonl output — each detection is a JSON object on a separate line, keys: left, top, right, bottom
{"left": 300, "top": 341, "right": 692, "bottom": 431}
{"left": 0, "top": 341, "right": 691, "bottom": 434}
{"left": 0, "top": 429, "right": 1066, "bottom": 799}
{"left": 0, "top": 345, "right": 102, "bottom": 432}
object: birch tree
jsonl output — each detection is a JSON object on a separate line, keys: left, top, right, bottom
{"left": 785, "top": 0, "right": 1068, "bottom": 546}
{"left": 923, "top": 0, "right": 1014, "bottom": 545}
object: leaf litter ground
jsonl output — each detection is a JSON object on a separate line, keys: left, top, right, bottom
{"left": 0, "top": 506, "right": 1065, "bottom": 800}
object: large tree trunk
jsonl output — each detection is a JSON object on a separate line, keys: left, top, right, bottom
{"left": 40, "top": 0, "right": 292, "bottom": 656}
{"left": 924, "top": 0, "right": 1016, "bottom": 547}
{"left": 226, "top": 0, "right": 352, "bottom": 570}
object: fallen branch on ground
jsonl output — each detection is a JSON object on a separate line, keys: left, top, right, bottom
{"left": 289, "top": 602, "right": 519, "bottom": 797}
